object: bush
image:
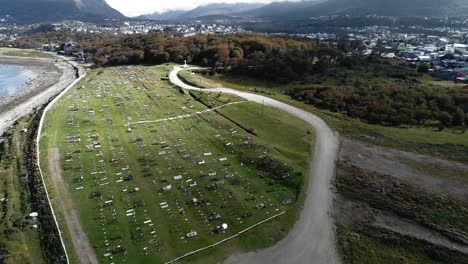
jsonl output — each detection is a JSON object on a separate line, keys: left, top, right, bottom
{"left": 417, "top": 63, "right": 429, "bottom": 73}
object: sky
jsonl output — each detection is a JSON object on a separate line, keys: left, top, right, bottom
{"left": 105, "top": 0, "right": 279, "bottom": 17}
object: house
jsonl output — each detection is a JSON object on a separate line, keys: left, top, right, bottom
{"left": 418, "top": 55, "right": 431, "bottom": 62}
{"left": 63, "top": 41, "right": 77, "bottom": 55}
{"left": 76, "top": 51, "right": 85, "bottom": 62}
{"left": 455, "top": 75, "right": 468, "bottom": 83}
{"left": 382, "top": 52, "right": 396, "bottom": 58}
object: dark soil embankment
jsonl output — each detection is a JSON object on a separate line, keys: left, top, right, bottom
{"left": 25, "top": 108, "right": 67, "bottom": 264}
{"left": 336, "top": 139, "right": 468, "bottom": 263}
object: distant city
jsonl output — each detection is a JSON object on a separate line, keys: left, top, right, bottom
{"left": 1, "top": 14, "right": 466, "bottom": 83}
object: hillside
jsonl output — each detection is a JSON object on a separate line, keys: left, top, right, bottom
{"left": 308, "top": 0, "right": 467, "bottom": 17}
{"left": 142, "top": 10, "right": 186, "bottom": 21}
{"left": 246, "top": 0, "right": 468, "bottom": 20}
{"left": 182, "top": 3, "right": 265, "bottom": 19}
{"left": 242, "top": 0, "right": 323, "bottom": 19}
{"left": 0, "top": 0, "right": 125, "bottom": 23}
{"left": 142, "top": 3, "right": 265, "bottom": 21}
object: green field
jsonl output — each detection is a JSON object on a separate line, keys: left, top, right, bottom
{"left": 0, "top": 48, "right": 53, "bottom": 58}
{"left": 40, "top": 65, "right": 313, "bottom": 263}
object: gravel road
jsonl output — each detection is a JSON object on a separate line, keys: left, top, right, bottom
{"left": 170, "top": 66, "right": 341, "bottom": 264}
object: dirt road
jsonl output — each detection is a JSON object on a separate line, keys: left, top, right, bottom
{"left": 35, "top": 67, "right": 97, "bottom": 264}
{"left": 48, "top": 148, "right": 99, "bottom": 264}
{"left": 170, "top": 66, "right": 341, "bottom": 264}
{"left": 0, "top": 53, "right": 95, "bottom": 263}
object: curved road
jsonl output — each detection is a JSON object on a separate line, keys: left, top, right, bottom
{"left": 170, "top": 66, "right": 340, "bottom": 264}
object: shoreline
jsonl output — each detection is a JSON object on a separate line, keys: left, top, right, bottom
{"left": 0, "top": 64, "right": 39, "bottom": 103}
{"left": 0, "top": 54, "right": 83, "bottom": 138}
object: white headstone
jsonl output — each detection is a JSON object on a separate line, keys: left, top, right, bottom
{"left": 29, "top": 212, "right": 39, "bottom": 218}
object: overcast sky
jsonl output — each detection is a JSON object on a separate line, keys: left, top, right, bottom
{"left": 106, "top": 0, "right": 279, "bottom": 17}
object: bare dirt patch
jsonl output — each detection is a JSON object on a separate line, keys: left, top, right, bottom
{"left": 336, "top": 139, "right": 468, "bottom": 262}
{"left": 336, "top": 197, "right": 468, "bottom": 255}
{"left": 340, "top": 139, "right": 468, "bottom": 200}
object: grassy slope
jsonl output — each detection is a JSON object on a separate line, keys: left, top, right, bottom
{"left": 179, "top": 71, "right": 468, "bottom": 163}
{"left": 40, "top": 65, "right": 314, "bottom": 263}
{"left": 0, "top": 116, "right": 46, "bottom": 264}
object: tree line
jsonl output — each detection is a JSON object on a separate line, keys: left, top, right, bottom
{"left": 290, "top": 84, "right": 468, "bottom": 128}
{"left": 9, "top": 31, "right": 466, "bottom": 129}
{"left": 5, "top": 32, "right": 362, "bottom": 81}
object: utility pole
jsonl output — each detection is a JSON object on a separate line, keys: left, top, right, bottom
{"left": 262, "top": 99, "right": 264, "bottom": 117}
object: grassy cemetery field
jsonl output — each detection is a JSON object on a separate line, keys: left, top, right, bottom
{"left": 39, "top": 64, "right": 314, "bottom": 263}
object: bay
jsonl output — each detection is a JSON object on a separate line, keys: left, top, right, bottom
{"left": 0, "top": 64, "right": 34, "bottom": 97}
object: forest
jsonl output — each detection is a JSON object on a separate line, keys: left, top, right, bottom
{"left": 290, "top": 84, "right": 468, "bottom": 128}
{"left": 7, "top": 32, "right": 362, "bottom": 81}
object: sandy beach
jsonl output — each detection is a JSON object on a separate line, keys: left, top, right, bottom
{"left": 0, "top": 54, "right": 83, "bottom": 137}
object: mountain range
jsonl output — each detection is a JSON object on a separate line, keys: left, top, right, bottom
{"left": 140, "top": 3, "right": 266, "bottom": 21}
{"left": 0, "top": 0, "right": 124, "bottom": 23}
{"left": 261, "top": 0, "right": 468, "bottom": 19}
{"left": 144, "top": 0, "right": 468, "bottom": 22}
{"left": 0, "top": 0, "right": 467, "bottom": 24}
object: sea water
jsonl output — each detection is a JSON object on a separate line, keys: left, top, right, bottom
{"left": 0, "top": 64, "right": 33, "bottom": 97}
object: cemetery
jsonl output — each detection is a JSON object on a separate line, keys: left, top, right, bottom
{"left": 39, "top": 64, "right": 313, "bottom": 263}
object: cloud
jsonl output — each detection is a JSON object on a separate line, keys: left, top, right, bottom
{"left": 105, "top": 0, "right": 278, "bottom": 17}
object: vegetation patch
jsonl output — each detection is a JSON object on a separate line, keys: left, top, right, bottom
{"left": 289, "top": 84, "right": 468, "bottom": 128}
{"left": 338, "top": 225, "right": 468, "bottom": 264}
{"left": 0, "top": 114, "right": 58, "bottom": 264}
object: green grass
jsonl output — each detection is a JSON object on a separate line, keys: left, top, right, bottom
{"left": 218, "top": 103, "right": 312, "bottom": 170}
{"left": 179, "top": 70, "right": 468, "bottom": 163}
{"left": 40, "top": 64, "right": 313, "bottom": 263}
{"left": 191, "top": 91, "right": 313, "bottom": 172}
{"left": 0, "top": 116, "right": 46, "bottom": 264}
{"left": 0, "top": 48, "right": 53, "bottom": 58}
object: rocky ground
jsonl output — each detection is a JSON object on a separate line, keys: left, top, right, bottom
{"left": 0, "top": 55, "right": 79, "bottom": 138}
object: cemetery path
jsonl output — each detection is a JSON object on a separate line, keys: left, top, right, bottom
{"left": 170, "top": 66, "right": 341, "bottom": 264}
{"left": 49, "top": 148, "right": 99, "bottom": 264}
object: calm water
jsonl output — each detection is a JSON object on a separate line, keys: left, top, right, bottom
{"left": 0, "top": 64, "right": 33, "bottom": 97}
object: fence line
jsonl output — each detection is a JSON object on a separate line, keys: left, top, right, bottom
{"left": 165, "top": 211, "right": 286, "bottom": 264}
{"left": 36, "top": 69, "right": 87, "bottom": 264}
{"left": 128, "top": 101, "right": 247, "bottom": 126}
